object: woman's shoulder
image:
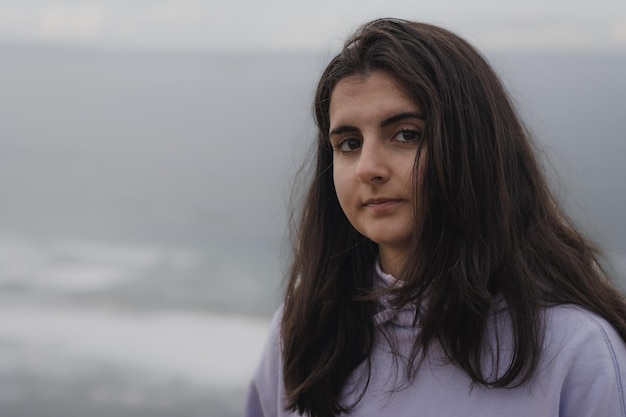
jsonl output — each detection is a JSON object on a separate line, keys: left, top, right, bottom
{"left": 543, "top": 303, "right": 624, "bottom": 349}
{"left": 267, "top": 305, "right": 284, "bottom": 335}
{"left": 539, "top": 304, "right": 626, "bottom": 416}
{"left": 539, "top": 303, "right": 626, "bottom": 367}
{"left": 245, "top": 306, "right": 286, "bottom": 417}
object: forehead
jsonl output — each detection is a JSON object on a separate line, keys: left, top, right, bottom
{"left": 329, "top": 72, "right": 419, "bottom": 125}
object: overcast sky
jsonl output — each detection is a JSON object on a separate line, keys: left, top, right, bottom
{"left": 0, "top": 0, "right": 625, "bottom": 52}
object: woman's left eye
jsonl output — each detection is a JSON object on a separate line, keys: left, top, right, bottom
{"left": 394, "top": 129, "right": 421, "bottom": 143}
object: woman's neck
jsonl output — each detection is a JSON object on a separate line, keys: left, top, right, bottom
{"left": 378, "top": 247, "right": 407, "bottom": 279}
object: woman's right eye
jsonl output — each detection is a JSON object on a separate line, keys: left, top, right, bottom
{"left": 334, "top": 138, "right": 362, "bottom": 153}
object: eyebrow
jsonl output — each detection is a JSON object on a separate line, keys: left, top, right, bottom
{"left": 329, "top": 111, "right": 424, "bottom": 136}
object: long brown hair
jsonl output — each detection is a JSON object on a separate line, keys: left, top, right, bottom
{"left": 281, "top": 18, "right": 626, "bottom": 417}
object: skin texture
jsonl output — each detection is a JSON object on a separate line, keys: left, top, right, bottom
{"left": 329, "top": 71, "right": 425, "bottom": 277}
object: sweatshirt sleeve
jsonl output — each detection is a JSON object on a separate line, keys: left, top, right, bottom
{"left": 553, "top": 307, "right": 626, "bottom": 417}
{"left": 245, "top": 308, "right": 284, "bottom": 417}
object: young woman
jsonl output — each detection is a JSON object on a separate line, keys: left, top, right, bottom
{"left": 246, "top": 18, "right": 626, "bottom": 417}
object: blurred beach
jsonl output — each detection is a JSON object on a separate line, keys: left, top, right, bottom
{"left": 0, "top": 46, "right": 625, "bottom": 416}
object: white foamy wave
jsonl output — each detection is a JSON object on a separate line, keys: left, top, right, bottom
{"left": 0, "top": 237, "right": 198, "bottom": 293}
{"left": 0, "top": 304, "right": 271, "bottom": 390}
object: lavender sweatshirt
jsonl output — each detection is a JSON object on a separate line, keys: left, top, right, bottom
{"left": 246, "top": 266, "right": 626, "bottom": 416}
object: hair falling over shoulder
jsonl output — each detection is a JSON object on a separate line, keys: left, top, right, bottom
{"left": 280, "top": 18, "right": 626, "bottom": 417}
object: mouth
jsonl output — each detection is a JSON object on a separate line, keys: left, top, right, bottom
{"left": 363, "top": 198, "right": 402, "bottom": 209}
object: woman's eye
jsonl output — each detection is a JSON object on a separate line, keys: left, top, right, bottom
{"left": 335, "top": 138, "right": 362, "bottom": 152}
{"left": 394, "top": 129, "right": 421, "bottom": 143}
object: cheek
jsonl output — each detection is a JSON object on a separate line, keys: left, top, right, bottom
{"left": 333, "top": 166, "right": 352, "bottom": 212}
{"left": 397, "top": 153, "right": 420, "bottom": 189}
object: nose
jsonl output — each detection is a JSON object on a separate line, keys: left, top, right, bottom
{"left": 355, "top": 140, "right": 389, "bottom": 184}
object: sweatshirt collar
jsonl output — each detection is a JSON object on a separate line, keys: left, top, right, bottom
{"left": 372, "top": 262, "right": 419, "bottom": 328}
{"left": 371, "top": 262, "right": 509, "bottom": 327}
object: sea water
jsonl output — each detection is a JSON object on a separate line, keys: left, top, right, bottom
{"left": 0, "top": 46, "right": 624, "bottom": 416}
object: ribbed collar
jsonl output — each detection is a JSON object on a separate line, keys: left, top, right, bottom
{"left": 370, "top": 262, "right": 509, "bottom": 328}
{"left": 372, "top": 262, "right": 419, "bottom": 328}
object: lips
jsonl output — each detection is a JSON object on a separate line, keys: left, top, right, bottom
{"left": 363, "top": 198, "right": 402, "bottom": 210}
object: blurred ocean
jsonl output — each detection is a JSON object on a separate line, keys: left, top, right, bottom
{"left": 0, "top": 46, "right": 625, "bottom": 416}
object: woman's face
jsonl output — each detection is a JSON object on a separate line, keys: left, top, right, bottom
{"left": 328, "top": 71, "right": 425, "bottom": 276}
